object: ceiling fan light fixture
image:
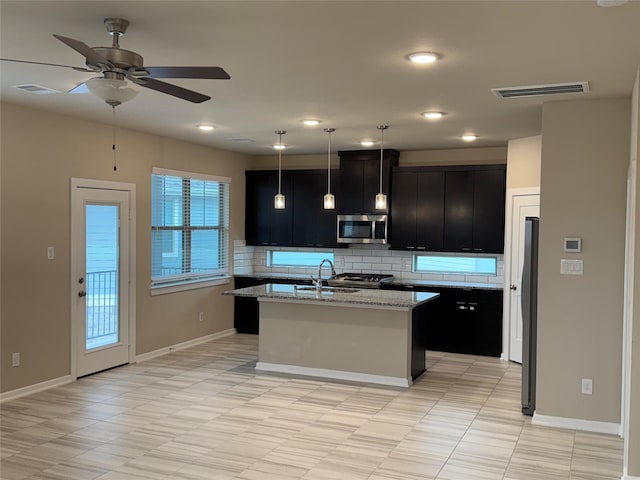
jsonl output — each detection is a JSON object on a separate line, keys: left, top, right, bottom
{"left": 408, "top": 52, "right": 439, "bottom": 64}
{"left": 86, "top": 77, "right": 138, "bottom": 106}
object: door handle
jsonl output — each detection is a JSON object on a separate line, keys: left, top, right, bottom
{"left": 510, "top": 284, "right": 517, "bottom": 291}
{"left": 78, "top": 290, "right": 87, "bottom": 298}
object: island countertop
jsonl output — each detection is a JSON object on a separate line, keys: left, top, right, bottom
{"left": 223, "top": 283, "right": 438, "bottom": 309}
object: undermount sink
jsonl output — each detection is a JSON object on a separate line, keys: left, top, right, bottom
{"left": 294, "top": 286, "right": 359, "bottom": 294}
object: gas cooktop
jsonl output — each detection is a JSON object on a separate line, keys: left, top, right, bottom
{"left": 327, "top": 272, "right": 394, "bottom": 289}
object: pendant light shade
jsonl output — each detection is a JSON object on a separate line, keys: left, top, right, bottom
{"left": 323, "top": 128, "right": 336, "bottom": 210}
{"left": 375, "top": 125, "right": 388, "bottom": 210}
{"left": 274, "top": 130, "right": 286, "bottom": 209}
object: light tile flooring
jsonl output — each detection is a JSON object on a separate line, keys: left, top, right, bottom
{"left": 1, "top": 334, "right": 623, "bottom": 480}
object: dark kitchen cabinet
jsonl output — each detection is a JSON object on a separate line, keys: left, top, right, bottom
{"left": 443, "top": 166, "right": 506, "bottom": 253}
{"left": 426, "top": 287, "right": 503, "bottom": 357}
{"left": 472, "top": 168, "right": 506, "bottom": 252}
{"left": 391, "top": 165, "right": 505, "bottom": 253}
{"left": 292, "top": 170, "right": 341, "bottom": 247}
{"left": 245, "top": 170, "right": 293, "bottom": 246}
{"left": 390, "top": 169, "right": 444, "bottom": 250}
{"left": 381, "top": 283, "right": 503, "bottom": 357}
{"left": 338, "top": 149, "right": 399, "bottom": 214}
{"left": 233, "top": 276, "right": 315, "bottom": 334}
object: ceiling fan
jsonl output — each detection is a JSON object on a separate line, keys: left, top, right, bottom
{"left": 2, "top": 17, "right": 230, "bottom": 106}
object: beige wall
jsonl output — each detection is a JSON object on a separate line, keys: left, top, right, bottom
{"left": 537, "top": 98, "right": 629, "bottom": 423}
{"left": 247, "top": 146, "right": 507, "bottom": 170}
{"left": 0, "top": 102, "right": 249, "bottom": 393}
{"left": 627, "top": 68, "right": 640, "bottom": 477}
{"left": 506, "top": 135, "right": 542, "bottom": 189}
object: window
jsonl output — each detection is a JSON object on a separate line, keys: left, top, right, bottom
{"left": 151, "top": 167, "right": 230, "bottom": 288}
{"left": 267, "top": 250, "right": 334, "bottom": 268}
{"left": 413, "top": 254, "right": 497, "bottom": 276}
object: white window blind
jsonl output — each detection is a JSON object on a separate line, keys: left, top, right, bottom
{"left": 151, "top": 168, "right": 230, "bottom": 287}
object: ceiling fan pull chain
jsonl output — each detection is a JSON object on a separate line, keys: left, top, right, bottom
{"left": 112, "top": 105, "right": 117, "bottom": 172}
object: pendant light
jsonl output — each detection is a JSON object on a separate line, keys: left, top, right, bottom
{"left": 375, "top": 125, "right": 389, "bottom": 210}
{"left": 323, "top": 128, "right": 336, "bottom": 209}
{"left": 274, "top": 130, "right": 286, "bottom": 209}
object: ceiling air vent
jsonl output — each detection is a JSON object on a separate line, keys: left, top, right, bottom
{"left": 12, "top": 84, "right": 60, "bottom": 95}
{"left": 491, "top": 82, "right": 589, "bottom": 99}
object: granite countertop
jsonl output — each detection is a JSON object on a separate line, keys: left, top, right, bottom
{"left": 233, "top": 273, "right": 503, "bottom": 291}
{"left": 223, "top": 283, "right": 439, "bottom": 309}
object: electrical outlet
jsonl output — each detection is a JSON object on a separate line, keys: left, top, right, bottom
{"left": 12, "top": 352, "right": 20, "bottom": 367}
{"left": 581, "top": 378, "right": 593, "bottom": 395}
{"left": 199, "top": 312, "right": 204, "bottom": 322}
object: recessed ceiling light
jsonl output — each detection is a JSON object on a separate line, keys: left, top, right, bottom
{"left": 408, "top": 52, "right": 439, "bottom": 64}
{"left": 597, "top": 0, "right": 627, "bottom": 6}
{"left": 198, "top": 124, "right": 215, "bottom": 132}
{"left": 302, "top": 119, "right": 321, "bottom": 126}
{"left": 422, "top": 112, "right": 444, "bottom": 120}
{"left": 360, "top": 140, "right": 375, "bottom": 147}
{"left": 461, "top": 134, "right": 478, "bottom": 142}
{"left": 273, "top": 144, "right": 287, "bottom": 150}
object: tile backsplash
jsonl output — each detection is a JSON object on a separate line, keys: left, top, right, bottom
{"left": 233, "top": 240, "right": 504, "bottom": 286}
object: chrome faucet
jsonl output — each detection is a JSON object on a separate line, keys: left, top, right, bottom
{"left": 312, "top": 258, "right": 336, "bottom": 290}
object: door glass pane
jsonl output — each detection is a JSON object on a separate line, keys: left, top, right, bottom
{"left": 86, "top": 204, "right": 119, "bottom": 350}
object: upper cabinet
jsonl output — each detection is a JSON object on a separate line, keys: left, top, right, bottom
{"left": 245, "top": 170, "right": 293, "bottom": 246}
{"left": 337, "top": 149, "right": 399, "bottom": 214}
{"left": 245, "top": 169, "right": 341, "bottom": 248}
{"left": 390, "top": 165, "right": 506, "bottom": 253}
{"left": 390, "top": 169, "right": 445, "bottom": 251}
{"left": 292, "top": 170, "right": 341, "bottom": 247}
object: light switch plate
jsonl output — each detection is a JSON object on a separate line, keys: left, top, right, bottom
{"left": 561, "top": 259, "right": 583, "bottom": 275}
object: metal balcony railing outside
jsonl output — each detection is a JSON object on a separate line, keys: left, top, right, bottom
{"left": 86, "top": 270, "right": 118, "bottom": 347}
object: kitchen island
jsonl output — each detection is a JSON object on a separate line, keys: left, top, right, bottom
{"left": 224, "top": 284, "right": 438, "bottom": 387}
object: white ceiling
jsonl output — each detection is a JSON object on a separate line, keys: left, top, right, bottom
{"left": 1, "top": 1, "right": 639, "bottom": 156}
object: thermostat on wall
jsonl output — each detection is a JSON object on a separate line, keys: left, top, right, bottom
{"left": 563, "top": 237, "right": 582, "bottom": 253}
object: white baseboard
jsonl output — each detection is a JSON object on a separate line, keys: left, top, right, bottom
{"left": 621, "top": 475, "right": 640, "bottom": 480}
{"left": 0, "top": 375, "right": 74, "bottom": 403}
{"left": 532, "top": 413, "right": 622, "bottom": 436}
{"left": 135, "top": 328, "right": 237, "bottom": 363}
{"left": 256, "top": 361, "right": 411, "bottom": 387}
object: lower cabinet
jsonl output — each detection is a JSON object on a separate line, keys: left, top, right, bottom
{"left": 383, "top": 285, "right": 503, "bottom": 357}
{"left": 233, "top": 276, "right": 313, "bottom": 334}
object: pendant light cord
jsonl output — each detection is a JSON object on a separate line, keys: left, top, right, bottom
{"left": 277, "top": 131, "right": 283, "bottom": 194}
{"left": 112, "top": 105, "right": 117, "bottom": 172}
{"left": 327, "top": 130, "right": 332, "bottom": 194}
{"left": 379, "top": 127, "right": 384, "bottom": 192}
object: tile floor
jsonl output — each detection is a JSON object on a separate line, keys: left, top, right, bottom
{"left": 0, "top": 334, "right": 623, "bottom": 480}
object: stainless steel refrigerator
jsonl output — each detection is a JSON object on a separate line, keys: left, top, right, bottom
{"left": 521, "top": 216, "right": 539, "bottom": 416}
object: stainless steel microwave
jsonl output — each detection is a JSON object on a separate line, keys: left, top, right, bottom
{"left": 337, "top": 214, "right": 388, "bottom": 244}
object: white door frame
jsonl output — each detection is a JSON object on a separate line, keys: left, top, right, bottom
{"left": 70, "top": 178, "right": 136, "bottom": 379}
{"left": 622, "top": 159, "right": 636, "bottom": 447}
{"left": 502, "top": 186, "right": 540, "bottom": 362}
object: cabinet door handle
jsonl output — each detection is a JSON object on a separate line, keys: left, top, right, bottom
{"left": 416, "top": 246, "right": 426, "bottom": 250}
{"left": 473, "top": 248, "right": 483, "bottom": 252}
{"left": 462, "top": 247, "right": 471, "bottom": 251}
{"left": 457, "top": 305, "right": 468, "bottom": 310}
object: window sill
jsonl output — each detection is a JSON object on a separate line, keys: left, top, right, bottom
{"left": 150, "top": 276, "right": 231, "bottom": 296}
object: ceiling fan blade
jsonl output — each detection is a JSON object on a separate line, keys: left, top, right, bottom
{"left": 53, "top": 34, "right": 113, "bottom": 70}
{"left": 131, "top": 77, "right": 211, "bottom": 103}
{"left": 0, "top": 57, "right": 94, "bottom": 72}
{"left": 142, "top": 66, "right": 230, "bottom": 80}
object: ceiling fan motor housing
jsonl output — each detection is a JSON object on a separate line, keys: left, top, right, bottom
{"left": 92, "top": 47, "right": 143, "bottom": 71}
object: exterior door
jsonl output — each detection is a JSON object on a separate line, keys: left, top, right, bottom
{"left": 508, "top": 193, "right": 540, "bottom": 363}
{"left": 71, "top": 179, "right": 135, "bottom": 377}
